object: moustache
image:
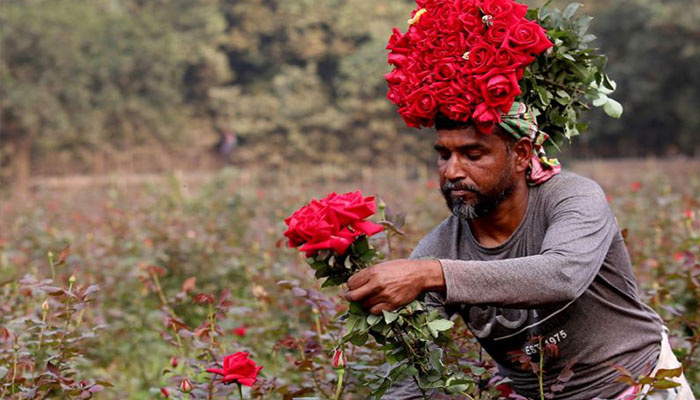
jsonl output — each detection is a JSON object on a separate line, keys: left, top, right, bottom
{"left": 441, "top": 181, "right": 480, "bottom": 196}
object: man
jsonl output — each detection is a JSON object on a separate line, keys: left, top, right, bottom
{"left": 344, "top": 110, "right": 694, "bottom": 398}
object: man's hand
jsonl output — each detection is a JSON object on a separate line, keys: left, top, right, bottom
{"left": 344, "top": 259, "right": 445, "bottom": 315}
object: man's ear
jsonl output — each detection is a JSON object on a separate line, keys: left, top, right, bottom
{"left": 513, "top": 138, "right": 533, "bottom": 174}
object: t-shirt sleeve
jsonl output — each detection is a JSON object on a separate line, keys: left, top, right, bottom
{"left": 439, "top": 176, "right": 618, "bottom": 308}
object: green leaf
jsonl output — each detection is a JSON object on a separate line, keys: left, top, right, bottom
{"left": 654, "top": 367, "right": 683, "bottom": 380}
{"left": 603, "top": 98, "right": 623, "bottom": 118}
{"left": 382, "top": 310, "right": 399, "bottom": 324}
{"left": 349, "top": 301, "right": 364, "bottom": 315}
{"left": 592, "top": 94, "right": 608, "bottom": 107}
{"left": 367, "top": 314, "right": 382, "bottom": 326}
{"left": 350, "top": 332, "right": 368, "bottom": 346}
{"left": 603, "top": 75, "right": 617, "bottom": 91}
{"left": 345, "top": 314, "right": 361, "bottom": 332}
{"left": 652, "top": 379, "right": 681, "bottom": 389}
{"left": 536, "top": 86, "right": 550, "bottom": 106}
{"left": 563, "top": 3, "right": 583, "bottom": 19}
{"left": 427, "top": 319, "right": 453, "bottom": 334}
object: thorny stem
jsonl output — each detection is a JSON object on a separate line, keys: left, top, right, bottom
{"left": 458, "top": 391, "right": 477, "bottom": 400}
{"left": 295, "top": 337, "right": 332, "bottom": 399}
{"left": 9, "top": 343, "right": 19, "bottom": 398}
{"left": 386, "top": 230, "right": 393, "bottom": 259}
{"left": 312, "top": 308, "right": 324, "bottom": 346}
{"left": 150, "top": 271, "right": 189, "bottom": 374}
{"left": 391, "top": 326, "right": 427, "bottom": 399}
{"left": 58, "top": 280, "right": 75, "bottom": 356}
{"left": 37, "top": 307, "right": 48, "bottom": 351}
{"left": 208, "top": 303, "right": 216, "bottom": 358}
{"left": 150, "top": 272, "right": 169, "bottom": 309}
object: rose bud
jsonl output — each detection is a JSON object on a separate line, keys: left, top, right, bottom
{"left": 42, "top": 299, "right": 50, "bottom": 312}
{"left": 180, "top": 377, "right": 193, "bottom": 393}
{"left": 233, "top": 326, "right": 247, "bottom": 337}
{"left": 170, "top": 356, "right": 178, "bottom": 368}
{"left": 332, "top": 349, "right": 347, "bottom": 369}
{"left": 160, "top": 387, "right": 170, "bottom": 398}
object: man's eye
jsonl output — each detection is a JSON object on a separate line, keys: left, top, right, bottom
{"left": 467, "top": 153, "right": 482, "bottom": 160}
{"left": 438, "top": 153, "right": 450, "bottom": 161}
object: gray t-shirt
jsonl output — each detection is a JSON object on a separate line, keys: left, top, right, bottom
{"left": 385, "top": 171, "right": 663, "bottom": 399}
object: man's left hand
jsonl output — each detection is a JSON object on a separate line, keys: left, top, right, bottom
{"left": 344, "top": 259, "right": 444, "bottom": 315}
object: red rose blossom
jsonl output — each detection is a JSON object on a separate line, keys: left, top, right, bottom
{"left": 509, "top": 20, "right": 554, "bottom": 55}
{"left": 283, "top": 191, "right": 383, "bottom": 257}
{"left": 233, "top": 326, "right": 247, "bottom": 337}
{"left": 206, "top": 352, "right": 263, "bottom": 387}
{"left": 480, "top": 71, "right": 522, "bottom": 110}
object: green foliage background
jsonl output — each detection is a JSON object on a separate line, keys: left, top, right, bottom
{"left": 1, "top": 0, "right": 699, "bottom": 179}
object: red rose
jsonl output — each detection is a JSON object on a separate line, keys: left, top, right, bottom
{"left": 464, "top": 41, "right": 495, "bottom": 73}
{"left": 206, "top": 352, "right": 263, "bottom": 387}
{"left": 509, "top": 20, "right": 553, "bottom": 55}
{"left": 331, "top": 349, "right": 347, "bottom": 369}
{"left": 386, "top": 27, "right": 410, "bottom": 53}
{"left": 472, "top": 103, "right": 501, "bottom": 133}
{"left": 284, "top": 191, "right": 383, "bottom": 257}
{"left": 433, "top": 81, "right": 459, "bottom": 103}
{"left": 458, "top": 6, "right": 483, "bottom": 32}
{"left": 480, "top": 71, "right": 521, "bottom": 110}
{"left": 441, "top": 97, "right": 472, "bottom": 123}
{"left": 233, "top": 326, "right": 247, "bottom": 337}
{"left": 433, "top": 58, "right": 459, "bottom": 81}
{"left": 406, "top": 86, "right": 438, "bottom": 119}
{"left": 384, "top": 69, "right": 406, "bottom": 85}
{"left": 491, "top": 45, "right": 534, "bottom": 68}
{"left": 180, "top": 377, "right": 194, "bottom": 393}
{"left": 485, "top": 22, "right": 509, "bottom": 45}
{"left": 482, "top": 0, "right": 527, "bottom": 21}
{"left": 387, "top": 84, "right": 409, "bottom": 106}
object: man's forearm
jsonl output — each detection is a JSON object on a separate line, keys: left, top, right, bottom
{"left": 418, "top": 259, "right": 447, "bottom": 294}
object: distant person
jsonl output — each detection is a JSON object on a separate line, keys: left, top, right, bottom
{"left": 213, "top": 130, "right": 237, "bottom": 164}
{"left": 343, "top": 1, "right": 694, "bottom": 399}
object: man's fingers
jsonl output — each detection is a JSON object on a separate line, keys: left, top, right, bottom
{"left": 369, "top": 303, "right": 392, "bottom": 315}
{"left": 344, "top": 283, "right": 376, "bottom": 302}
{"left": 362, "top": 294, "right": 386, "bottom": 310}
{"left": 347, "top": 268, "right": 371, "bottom": 290}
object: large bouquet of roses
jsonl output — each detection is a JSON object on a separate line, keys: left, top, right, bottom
{"left": 385, "top": 0, "right": 553, "bottom": 132}
{"left": 284, "top": 191, "right": 473, "bottom": 397}
{"left": 386, "top": 0, "right": 624, "bottom": 151}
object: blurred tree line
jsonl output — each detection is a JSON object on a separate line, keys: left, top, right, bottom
{"left": 1, "top": 0, "right": 699, "bottom": 192}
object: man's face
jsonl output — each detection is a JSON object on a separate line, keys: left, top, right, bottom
{"left": 434, "top": 126, "right": 517, "bottom": 220}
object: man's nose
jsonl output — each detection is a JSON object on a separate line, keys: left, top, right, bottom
{"left": 444, "top": 155, "right": 467, "bottom": 182}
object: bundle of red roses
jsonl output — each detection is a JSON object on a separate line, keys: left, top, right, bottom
{"left": 284, "top": 192, "right": 470, "bottom": 396}
{"left": 284, "top": 191, "right": 384, "bottom": 287}
{"left": 385, "top": 0, "right": 553, "bottom": 132}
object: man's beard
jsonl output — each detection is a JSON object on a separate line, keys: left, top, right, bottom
{"left": 441, "top": 168, "right": 515, "bottom": 220}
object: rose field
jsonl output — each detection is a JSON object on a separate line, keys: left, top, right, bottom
{"left": 1, "top": 160, "right": 699, "bottom": 399}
